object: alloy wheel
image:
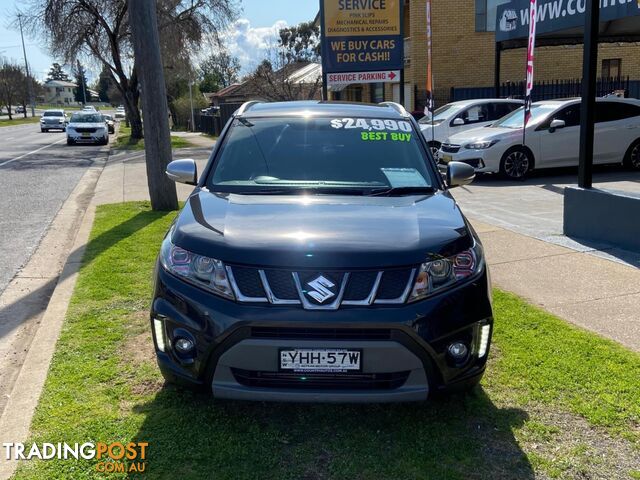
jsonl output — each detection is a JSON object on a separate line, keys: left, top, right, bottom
{"left": 504, "top": 150, "right": 530, "bottom": 179}
{"left": 631, "top": 143, "right": 640, "bottom": 169}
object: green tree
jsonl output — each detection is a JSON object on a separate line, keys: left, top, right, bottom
{"left": 46, "top": 62, "right": 70, "bottom": 82}
{"left": 198, "top": 50, "right": 240, "bottom": 92}
{"left": 73, "top": 64, "right": 88, "bottom": 103}
{"left": 278, "top": 21, "right": 320, "bottom": 62}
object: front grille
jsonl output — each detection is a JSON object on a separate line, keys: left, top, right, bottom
{"left": 74, "top": 127, "right": 97, "bottom": 133}
{"left": 251, "top": 327, "right": 392, "bottom": 340}
{"left": 227, "top": 265, "right": 416, "bottom": 309}
{"left": 232, "top": 368, "right": 410, "bottom": 390}
{"left": 441, "top": 143, "right": 461, "bottom": 153}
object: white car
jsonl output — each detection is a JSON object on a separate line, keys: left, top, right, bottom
{"left": 439, "top": 97, "right": 640, "bottom": 179}
{"left": 66, "top": 112, "right": 109, "bottom": 145}
{"left": 419, "top": 98, "right": 522, "bottom": 154}
{"left": 82, "top": 105, "right": 98, "bottom": 113}
{"left": 40, "top": 109, "right": 68, "bottom": 132}
{"left": 114, "top": 106, "right": 126, "bottom": 120}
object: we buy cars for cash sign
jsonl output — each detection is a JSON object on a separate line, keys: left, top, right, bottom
{"left": 320, "top": 0, "right": 404, "bottom": 73}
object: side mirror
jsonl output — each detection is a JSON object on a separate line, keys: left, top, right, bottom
{"left": 446, "top": 161, "right": 475, "bottom": 188}
{"left": 452, "top": 117, "right": 465, "bottom": 126}
{"left": 166, "top": 159, "right": 197, "bottom": 185}
{"left": 549, "top": 119, "right": 565, "bottom": 132}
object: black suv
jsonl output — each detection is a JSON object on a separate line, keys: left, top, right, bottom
{"left": 151, "top": 101, "right": 493, "bottom": 402}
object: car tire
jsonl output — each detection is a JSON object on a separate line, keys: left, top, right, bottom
{"left": 499, "top": 147, "right": 533, "bottom": 180}
{"left": 66, "top": 138, "right": 74, "bottom": 146}
{"left": 623, "top": 139, "right": 640, "bottom": 171}
{"left": 41, "top": 129, "right": 47, "bottom": 133}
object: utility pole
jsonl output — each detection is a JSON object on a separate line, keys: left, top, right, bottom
{"left": 188, "top": 81, "right": 195, "bottom": 132}
{"left": 128, "top": 0, "right": 178, "bottom": 211}
{"left": 17, "top": 14, "right": 35, "bottom": 118}
{"left": 77, "top": 60, "right": 87, "bottom": 105}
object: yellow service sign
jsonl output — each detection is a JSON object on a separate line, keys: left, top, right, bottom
{"left": 323, "top": 0, "right": 401, "bottom": 37}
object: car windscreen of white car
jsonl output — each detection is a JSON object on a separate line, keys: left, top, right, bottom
{"left": 209, "top": 116, "right": 436, "bottom": 194}
{"left": 70, "top": 113, "right": 103, "bottom": 123}
{"left": 491, "top": 104, "right": 557, "bottom": 129}
{"left": 43, "top": 111, "right": 63, "bottom": 117}
{"left": 419, "top": 104, "right": 465, "bottom": 125}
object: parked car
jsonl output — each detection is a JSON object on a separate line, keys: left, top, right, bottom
{"left": 114, "top": 106, "right": 126, "bottom": 120}
{"left": 151, "top": 100, "right": 493, "bottom": 402}
{"left": 66, "top": 112, "right": 108, "bottom": 145}
{"left": 15, "top": 105, "right": 26, "bottom": 114}
{"left": 439, "top": 97, "right": 640, "bottom": 179}
{"left": 419, "top": 99, "right": 523, "bottom": 155}
{"left": 82, "top": 105, "right": 98, "bottom": 113}
{"left": 40, "top": 110, "right": 68, "bottom": 132}
{"left": 103, "top": 114, "right": 115, "bottom": 134}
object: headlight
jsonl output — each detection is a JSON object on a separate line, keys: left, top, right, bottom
{"left": 40, "top": 119, "right": 45, "bottom": 123}
{"left": 408, "top": 241, "right": 484, "bottom": 302}
{"left": 159, "top": 235, "right": 234, "bottom": 300}
{"left": 465, "top": 140, "right": 498, "bottom": 150}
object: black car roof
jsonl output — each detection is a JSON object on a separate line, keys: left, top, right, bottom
{"left": 237, "top": 100, "right": 410, "bottom": 119}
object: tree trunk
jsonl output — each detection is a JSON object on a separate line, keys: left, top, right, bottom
{"left": 128, "top": 0, "right": 178, "bottom": 211}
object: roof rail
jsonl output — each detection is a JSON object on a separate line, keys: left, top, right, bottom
{"left": 236, "top": 100, "right": 262, "bottom": 116}
{"left": 379, "top": 101, "right": 409, "bottom": 116}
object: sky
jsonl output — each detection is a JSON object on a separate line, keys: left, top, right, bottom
{"left": 0, "top": 0, "right": 318, "bottom": 82}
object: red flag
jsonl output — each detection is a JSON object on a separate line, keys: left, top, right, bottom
{"left": 425, "top": 0, "right": 434, "bottom": 114}
{"left": 524, "top": 0, "right": 537, "bottom": 127}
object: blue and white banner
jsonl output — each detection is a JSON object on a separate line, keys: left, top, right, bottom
{"left": 496, "top": 0, "right": 640, "bottom": 42}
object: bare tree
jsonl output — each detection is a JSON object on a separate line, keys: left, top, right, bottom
{"left": 19, "top": 0, "right": 237, "bottom": 139}
{"left": 248, "top": 56, "right": 321, "bottom": 102}
{"left": 0, "top": 61, "right": 27, "bottom": 119}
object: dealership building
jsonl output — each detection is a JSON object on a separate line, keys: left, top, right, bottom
{"left": 323, "top": 0, "right": 640, "bottom": 111}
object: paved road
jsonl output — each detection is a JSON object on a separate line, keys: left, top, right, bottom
{"left": 452, "top": 165, "right": 640, "bottom": 266}
{"left": 0, "top": 122, "right": 109, "bottom": 296}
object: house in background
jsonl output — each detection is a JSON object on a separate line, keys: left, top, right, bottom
{"left": 43, "top": 80, "right": 77, "bottom": 105}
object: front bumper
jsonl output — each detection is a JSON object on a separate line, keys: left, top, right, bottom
{"left": 151, "top": 263, "right": 493, "bottom": 402}
{"left": 67, "top": 130, "right": 108, "bottom": 143}
{"left": 438, "top": 147, "right": 501, "bottom": 173}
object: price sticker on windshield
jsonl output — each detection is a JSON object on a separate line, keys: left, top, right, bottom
{"left": 330, "top": 118, "right": 412, "bottom": 132}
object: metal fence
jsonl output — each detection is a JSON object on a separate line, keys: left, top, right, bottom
{"left": 449, "top": 77, "right": 637, "bottom": 103}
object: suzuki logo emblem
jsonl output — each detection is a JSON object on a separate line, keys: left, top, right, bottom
{"left": 306, "top": 275, "right": 336, "bottom": 304}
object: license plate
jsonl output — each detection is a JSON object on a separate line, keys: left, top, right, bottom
{"left": 441, "top": 154, "right": 453, "bottom": 163}
{"left": 81, "top": 132, "right": 91, "bottom": 138}
{"left": 280, "top": 348, "right": 361, "bottom": 372}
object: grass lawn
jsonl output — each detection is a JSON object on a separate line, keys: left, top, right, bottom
{"left": 14, "top": 202, "right": 640, "bottom": 480}
{"left": 0, "top": 116, "right": 41, "bottom": 127}
{"left": 115, "top": 124, "right": 195, "bottom": 150}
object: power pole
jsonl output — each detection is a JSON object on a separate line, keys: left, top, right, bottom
{"left": 17, "top": 14, "right": 35, "bottom": 118}
{"left": 188, "top": 81, "right": 195, "bottom": 132}
{"left": 77, "top": 60, "right": 87, "bottom": 105}
{"left": 128, "top": 0, "right": 178, "bottom": 211}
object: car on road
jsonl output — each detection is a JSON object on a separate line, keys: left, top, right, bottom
{"left": 103, "top": 114, "right": 115, "bottom": 134}
{"left": 40, "top": 110, "right": 68, "bottom": 132}
{"left": 66, "top": 112, "right": 109, "bottom": 145}
{"left": 114, "top": 106, "right": 126, "bottom": 120}
{"left": 151, "top": 100, "right": 493, "bottom": 402}
{"left": 82, "top": 105, "right": 98, "bottom": 113}
{"left": 419, "top": 99, "right": 522, "bottom": 155}
{"left": 15, "top": 105, "right": 26, "bottom": 114}
{"left": 439, "top": 97, "right": 640, "bottom": 179}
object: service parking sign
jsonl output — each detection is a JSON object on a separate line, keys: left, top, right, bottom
{"left": 320, "top": 0, "right": 404, "bottom": 74}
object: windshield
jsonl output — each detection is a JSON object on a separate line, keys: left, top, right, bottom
{"left": 103, "top": 114, "right": 113, "bottom": 120}
{"left": 70, "top": 113, "right": 103, "bottom": 123}
{"left": 418, "top": 103, "right": 465, "bottom": 125}
{"left": 491, "top": 104, "right": 557, "bottom": 129}
{"left": 43, "top": 111, "right": 63, "bottom": 117}
{"left": 208, "top": 116, "right": 436, "bottom": 194}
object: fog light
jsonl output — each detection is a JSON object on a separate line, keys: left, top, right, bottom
{"left": 478, "top": 324, "right": 491, "bottom": 358}
{"left": 447, "top": 342, "right": 468, "bottom": 360}
{"left": 153, "top": 318, "right": 166, "bottom": 352}
{"left": 174, "top": 337, "right": 195, "bottom": 354}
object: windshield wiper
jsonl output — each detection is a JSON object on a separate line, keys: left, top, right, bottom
{"left": 368, "top": 186, "right": 436, "bottom": 197}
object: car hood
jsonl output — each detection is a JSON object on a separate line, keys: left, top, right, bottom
{"left": 68, "top": 122, "right": 105, "bottom": 128}
{"left": 171, "top": 190, "right": 473, "bottom": 269}
{"left": 446, "top": 126, "right": 517, "bottom": 144}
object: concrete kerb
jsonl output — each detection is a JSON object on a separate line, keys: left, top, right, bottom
{"left": 0, "top": 157, "right": 106, "bottom": 480}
